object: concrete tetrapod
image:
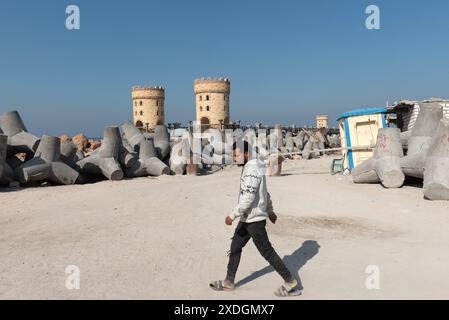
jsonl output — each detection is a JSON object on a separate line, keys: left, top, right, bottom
{"left": 212, "top": 130, "right": 234, "bottom": 165}
{"left": 121, "top": 122, "right": 145, "bottom": 151}
{"left": 0, "top": 132, "right": 17, "bottom": 187}
{"left": 201, "top": 143, "right": 233, "bottom": 166}
{"left": 126, "top": 139, "right": 170, "bottom": 177}
{"left": 183, "top": 135, "right": 201, "bottom": 176}
{"left": 267, "top": 127, "right": 283, "bottom": 153}
{"left": 302, "top": 139, "right": 313, "bottom": 160}
{"left": 401, "top": 103, "right": 443, "bottom": 178}
{"left": 256, "top": 142, "right": 270, "bottom": 161}
{"left": 170, "top": 139, "right": 190, "bottom": 175}
{"left": 7, "top": 154, "right": 25, "bottom": 171}
{"left": 212, "top": 153, "right": 233, "bottom": 166}
{"left": 242, "top": 129, "right": 267, "bottom": 158}
{"left": 0, "top": 111, "right": 40, "bottom": 155}
{"left": 267, "top": 154, "right": 284, "bottom": 176}
{"left": 154, "top": 125, "right": 170, "bottom": 160}
{"left": 119, "top": 141, "right": 138, "bottom": 169}
{"left": 16, "top": 135, "right": 79, "bottom": 185}
{"left": 201, "top": 144, "right": 214, "bottom": 166}
{"left": 0, "top": 134, "right": 7, "bottom": 179}
{"left": 204, "top": 128, "right": 225, "bottom": 155}
{"left": 120, "top": 122, "right": 142, "bottom": 168}
{"left": 315, "top": 131, "right": 326, "bottom": 155}
{"left": 268, "top": 134, "right": 278, "bottom": 153}
{"left": 294, "top": 131, "right": 306, "bottom": 151}
{"left": 60, "top": 140, "right": 84, "bottom": 169}
{"left": 327, "top": 134, "right": 341, "bottom": 148}
{"left": 352, "top": 128, "right": 405, "bottom": 188}
{"left": 242, "top": 129, "right": 257, "bottom": 147}
{"left": 312, "top": 139, "right": 321, "bottom": 158}
{"left": 233, "top": 129, "right": 245, "bottom": 143}
{"left": 285, "top": 132, "right": 294, "bottom": 152}
{"left": 423, "top": 118, "right": 449, "bottom": 200}
{"left": 400, "top": 131, "right": 412, "bottom": 150}
{"left": 76, "top": 126, "right": 124, "bottom": 181}
{"left": 186, "top": 149, "right": 201, "bottom": 176}
{"left": 0, "top": 162, "right": 17, "bottom": 187}
{"left": 274, "top": 125, "right": 284, "bottom": 149}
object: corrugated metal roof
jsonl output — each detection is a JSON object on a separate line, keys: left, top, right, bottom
{"left": 337, "top": 107, "right": 387, "bottom": 121}
{"left": 391, "top": 98, "right": 449, "bottom": 110}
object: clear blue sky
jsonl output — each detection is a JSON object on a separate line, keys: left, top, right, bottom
{"left": 1, "top": 0, "right": 448, "bottom": 137}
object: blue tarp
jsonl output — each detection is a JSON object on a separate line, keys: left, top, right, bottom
{"left": 337, "top": 107, "right": 387, "bottom": 121}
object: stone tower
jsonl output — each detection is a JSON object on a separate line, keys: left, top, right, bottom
{"left": 132, "top": 86, "right": 165, "bottom": 132}
{"left": 316, "top": 115, "right": 329, "bottom": 129}
{"left": 194, "top": 78, "right": 230, "bottom": 130}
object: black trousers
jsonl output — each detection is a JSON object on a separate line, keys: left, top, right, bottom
{"left": 226, "top": 220, "right": 293, "bottom": 283}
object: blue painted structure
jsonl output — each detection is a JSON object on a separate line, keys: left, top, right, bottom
{"left": 337, "top": 107, "right": 388, "bottom": 170}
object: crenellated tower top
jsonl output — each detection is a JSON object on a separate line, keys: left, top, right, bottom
{"left": 132, "top": 86, "right": 165, "bottom": 99}
{"left": 194, "top": 77, "right": 231, "bottom": 95}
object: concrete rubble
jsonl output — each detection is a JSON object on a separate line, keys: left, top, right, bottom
{"left": 0, "top": 109, "right": 343, "bottom": 191}
{"left": 3, "top": 101, "right": 449, "bottom": 202}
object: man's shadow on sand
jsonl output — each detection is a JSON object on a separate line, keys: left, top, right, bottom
{"left": 235, "top": 240, "right": 320, "bottom": 291}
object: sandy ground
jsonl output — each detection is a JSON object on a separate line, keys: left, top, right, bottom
{"left": 1, "top": 156, "right": 449, "bottom": 300}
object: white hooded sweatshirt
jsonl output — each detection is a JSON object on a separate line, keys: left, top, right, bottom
{"left": 230, "top": 159, "right": 274, "bottom": 223}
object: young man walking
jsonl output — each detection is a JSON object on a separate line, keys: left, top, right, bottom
{"left": 210, "top": 141, "right": 300, "bottom": 297}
